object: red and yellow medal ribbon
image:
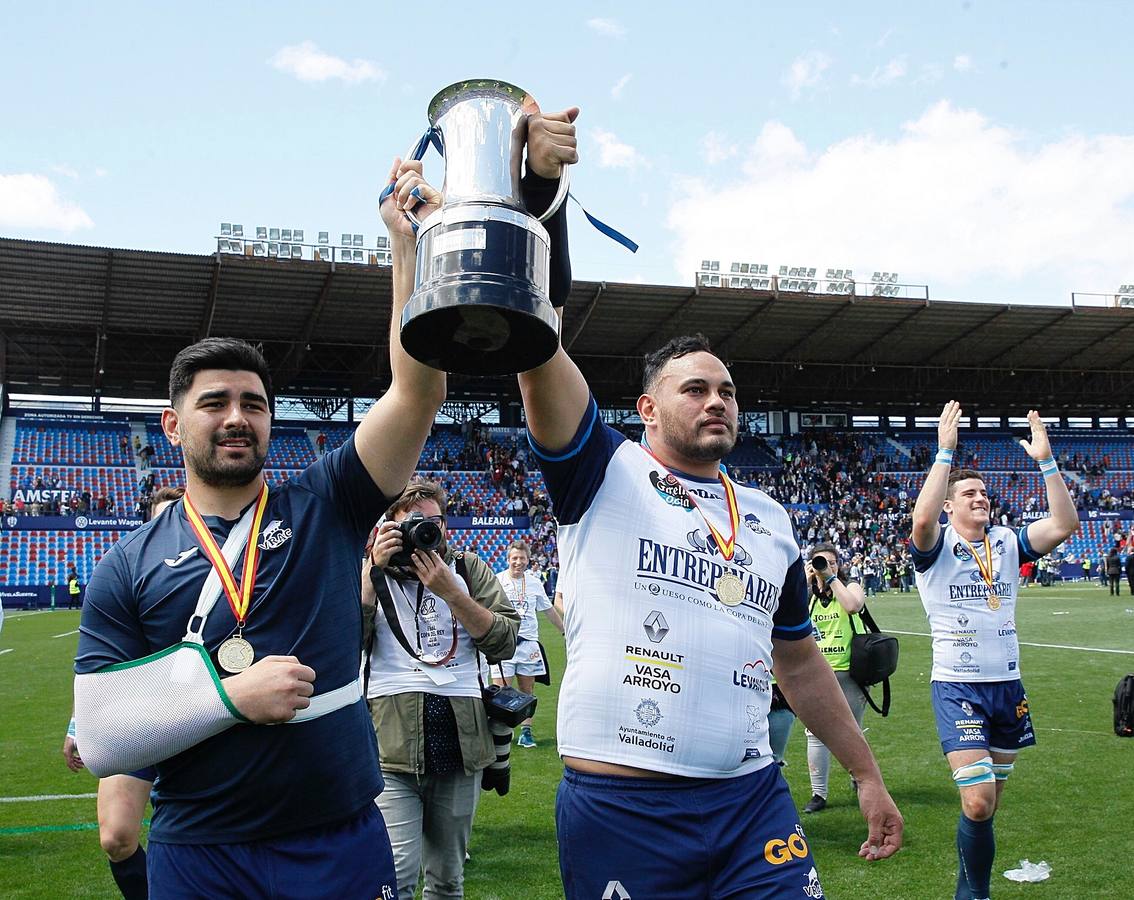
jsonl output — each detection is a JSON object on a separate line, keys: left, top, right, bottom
{"left": 184, "top": 482, "right": 270, "bottom": 627}
{"left": 642, "top": 447, "right": 741, "bottom": 561}
{"left": 961, "top": 533, "right": 996, "bottom": 593}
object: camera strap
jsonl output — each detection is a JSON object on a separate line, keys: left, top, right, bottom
{"left": 369, "top": 565, "right": 458, "bottom": 667}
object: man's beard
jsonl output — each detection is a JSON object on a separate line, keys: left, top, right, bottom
{"left": 183, "top": 430, "right": 267, "bottom": 488}
{"left": 657, "top": 410, "right": 737, "bottom": 463}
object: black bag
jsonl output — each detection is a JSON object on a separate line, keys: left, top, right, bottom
{"left": 481, "top": 682, "right": 538, "bottom": 727}
{"left": 1114, "top": 674, "right": 1134, "bottom": 737}
{"left": 848, "top": 606, "right": 899, "bottom": 716}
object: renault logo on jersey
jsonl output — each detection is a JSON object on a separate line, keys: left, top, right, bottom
{"left": 643, "top": 611, "right": 669, "bottom": 643}
{"left": 602, "top": 881, "right": 631, "bottom": 900}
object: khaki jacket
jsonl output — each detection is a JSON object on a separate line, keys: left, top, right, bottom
{"left": 366, "top": 549, "right": 519, "bottom": 776}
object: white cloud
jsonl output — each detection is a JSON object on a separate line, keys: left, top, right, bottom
{"left": 611, "top": 73, "right": 632, "bottom": 100}
{"left": 701, "top": 131, "right": 738, "bottom": 165}
{"left": 0, "top": 174, "right": 93, "bottom": 231}
{"left": 852, "top": 56, "right": 907, "bottom": 88}
{"left": 50, "top": 164, "right": 80, "bottom": 179}
{"left": 592, "top": 128, "right": 646, "bottom": 169}
{"left": 269, "top": 41, "right": 385, "bottom": 84}
{"left": 954, "top": 54, "right": 974, "bottom": 72}
{"left": 94, "top": 167, "right": 109, "bottom": 177}
{"left": 782, "top": 51, "right": 831, "bottom": 99}
{"left": 666, "top": 102, "right": 1134, "bottom": 300}
{"left": 916, "top": 63, "right": 945, "bottom": 85}
{"left": 587, "top": 17, "right": 626, "bottom": 38}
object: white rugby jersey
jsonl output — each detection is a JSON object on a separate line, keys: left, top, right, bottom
{"left": 367, "top": 567, "right": 482, "bottom": 699}
{"left": 912, "top": 522, "right": 1040, "bottom": 683}
{"left": 496, "top": 570, "right": 551, "bottom": 642}
{"left": 530, "top": 399, "right": 811, "bottom": 778}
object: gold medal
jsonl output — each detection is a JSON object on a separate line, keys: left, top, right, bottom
{"left": 716, "top": 572, "right": 745, "bottom": 607}
{"left": 218, "top": 636, "right": 255, "bottom": 673}
{"left": 986, "top": 593, "right": 1001, "bottom": 611}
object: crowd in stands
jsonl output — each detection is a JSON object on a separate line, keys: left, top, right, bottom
{"left": 6, "top": 418, "right": 1134, "bottom": 593}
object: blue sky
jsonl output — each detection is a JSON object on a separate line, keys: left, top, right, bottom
{"left": 2, "top": 1, "right": 1132, "bottom": 307}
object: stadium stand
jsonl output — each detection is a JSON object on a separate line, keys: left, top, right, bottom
{"left": 4, "top": 413, "right": 1132, "bottom": 598}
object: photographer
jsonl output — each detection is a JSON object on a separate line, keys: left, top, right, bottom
{"left": 363, "top": 479, "right": 519, "bottom": 900}
{"left": 802, "top": 542, "right": 869, "bottom": 814}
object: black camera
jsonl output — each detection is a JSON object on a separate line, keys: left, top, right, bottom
{"left": 388, "top": 512, "right": 444, "bottom": 567}
{"left": 481, "top": 683, "right": 538, "bottom": 727}
{"left": 811, "top": 555, "right": 829, "bottom": 572}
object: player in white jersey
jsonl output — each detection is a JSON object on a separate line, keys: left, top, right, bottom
{"left": 518, "top": 325, "right": 903, "bottom": 897}
{"left": 493, "top": 540, "right": 564, "bottom": 748}
{"left": 911, "top": 401, "right": 1078, "bottom": 900}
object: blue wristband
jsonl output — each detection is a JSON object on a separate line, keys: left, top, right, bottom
{"left": 935, "top": 448, "right": 955, "bottom": 466}
{"left": 1038, "top": 456, "right": 1058, "bottom": 476}
{"left": 66, "top": 717, "right": 76, "bottom": 738}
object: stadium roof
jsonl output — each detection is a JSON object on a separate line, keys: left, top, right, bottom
{"left": 3, "top": 237, "right": 1133, "bottom": 415}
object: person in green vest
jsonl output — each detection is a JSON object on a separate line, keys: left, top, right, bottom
{"left": 802, "top": 542, "right": 868, "bottom": 814}
{"left": 67, "top": 568, "right": 82, "bottom": 609}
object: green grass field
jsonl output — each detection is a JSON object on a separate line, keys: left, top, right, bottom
{"left": 2, "top": 583, "right": 1132, "bottom": 899}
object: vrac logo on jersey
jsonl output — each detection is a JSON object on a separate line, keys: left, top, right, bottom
{"left": 649, "top": 471, "right": 694, "bottom": 510}
{"left": 803, "top": 866, "right": 824, "bottom": 899}
{"left": 961, "top": 700, "right": 974, "bottom": 717}
{"left": 952, "top": 542, "right": 974, "bottom": 562}
{"left": 743, "top": 513, "right": 771, "bottom": 536}
{"left": 258, "top": 520, "right": 293, "bottom": 551}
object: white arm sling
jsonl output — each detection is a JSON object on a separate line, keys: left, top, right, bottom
{"left": 73, "top": 499, "right": 362, "bottom": 777}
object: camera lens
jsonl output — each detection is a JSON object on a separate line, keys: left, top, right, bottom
{"left": 411, "top": 520, "right": 443, "bottom": 551}
{"left": 811, "top": 555, "right": 828, "bottom": 571}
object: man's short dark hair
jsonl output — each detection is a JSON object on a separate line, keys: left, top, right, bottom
{"left": 642, "top": 333, "right": 716, "bottom": 393}
{"left": 168, "top": 338, "right": 273, "bottom": 411}
{"left": 947, "top": 467, "right": 984, "bottom": 498}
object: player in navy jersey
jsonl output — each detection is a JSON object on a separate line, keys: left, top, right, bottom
{"left": 911, "top": 401, "right": 1078, "bottom": 900}
{"left": 517, "top": 324, "right": 904, "bottom": 895}
{"left": 74, "top": 155, "right": 446, "bottom": 899}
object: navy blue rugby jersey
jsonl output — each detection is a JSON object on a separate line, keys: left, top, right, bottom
{"left": 76, "top": 436, "right": 388, "bottom": 844}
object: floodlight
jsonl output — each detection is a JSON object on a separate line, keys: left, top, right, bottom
{"left": 253, "top": 242, "right": 267, "bottom": 257}
{"left": 256, "top": 226, "right": 267, "bottom": 239}
{"left": 268, "top": 243, "right": 279, "bottom": 257}
{"left": 216, "top": 239, "right": 228, "bottom": 253}
{"left": 739, "top": 263, "right": 749, "bottom": 273}
{"left": 377, "top": 236, "right": 389, "bottom": 249}
{"left": 353, "top": 234, "right": 364, "bottom": 247}
{"left": 316, "top": 247, "right": 330, "bottom": 261}
{"left": 318, "top": 231, "right": 329, "bottom": 244}
{"left": 293, "top": 229, "right": 304, "bottom": 243}
{"left": 759, "top": 264, "right": 768, "bottom": 275}
{"left": 872, "top": 272, "right": 881, "bottom": 282}
{"left": 872, "top": 285, "right": 883, "bottom": 296}
{"left": 700, "top": 260, "right": 711, "bottom": 270}
{"left": 826, "top": 268, "right": 836, "bottom": 279}
{"left": 807, "top": 268, "right": 816, "bottom": 278}
{"left": 889, "top": 272, "right": 899, "bottom": 283}
{"left": 221, "top": 223, "right": 232, "bottom": 236}
{"left": 730, "top": 262, "right": 740, "bottom": 274}
{"left": 710, "top": 274, "right": 720, "bottom": 286}
{"left": 341, "top": 232, "right": 351, "bottom": 245}
{"left": 278, "top": 243, "right": 290, "bottom": 257}
{"left": 269, "top": 228, "right": 280, "bottom": 241}
{"left": 291, "top": 245, "right": 301, "bottom": 259}
{"left": 281, "top": 229, "right": 292, "bottom": 242}
{"left": 232, "top": 225, "right": 243, "bottom": 238}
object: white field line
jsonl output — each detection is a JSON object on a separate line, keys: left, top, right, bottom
{"left": 886, "top": 630, "right": 1134, "bottom": 655}
{"left": 52, "top": 629, "right": 79, "bottom": 638}
{"left": 0, "top": 648, "right": 13, "bottom": 656}
{"left": 0, "top": 793, "right": 97, "bottom": 803}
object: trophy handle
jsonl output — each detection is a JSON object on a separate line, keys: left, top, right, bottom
{"left": 398, "top": 130, "right": 442, "bottom": 229}
{"left": 536, "top": 164, "right": 570, "bottom": 224}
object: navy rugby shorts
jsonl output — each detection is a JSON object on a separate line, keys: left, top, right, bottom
{"left": 556, "top": 764, "right": 823, "bottom": 899}
{"left": 932, "top": 680, "right": 1036, "bottom": 755}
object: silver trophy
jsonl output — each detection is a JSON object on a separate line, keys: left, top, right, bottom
{"left": 398, "top": 79, "right": 570, "bottom": 375}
